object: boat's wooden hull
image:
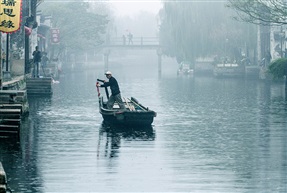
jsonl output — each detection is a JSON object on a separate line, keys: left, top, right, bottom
{"left": 99, "top": 97, "right": 156, "bottom": 127}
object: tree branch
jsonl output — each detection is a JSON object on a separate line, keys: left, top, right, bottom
{"left": 227, "top": 0, "right": 287, "bottom": 26}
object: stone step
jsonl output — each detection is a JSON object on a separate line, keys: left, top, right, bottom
{"left": 0, "top": 114, "right": 21, "bottom": 119}
{"left": 26, "top": 77, "right": 53, "bottom": 95}
{"left": 0, "top": 125, "right": 19, "bottom": 131}
{"left": 0, "top": 109, "right": 21, "bottom": 114}
{"left": 0, "top": 104, "right": 23, "bottom": 113}
{"left": 0, "top": 119, "right": 21, "bottom": 125}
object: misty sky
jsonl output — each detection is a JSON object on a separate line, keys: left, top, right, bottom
{"left": 110, "top": 0, "right": 162, "bottom": 17}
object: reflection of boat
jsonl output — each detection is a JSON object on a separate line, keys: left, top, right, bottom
{"left": 177, "top": 61, "right": 194, "bottom": 75}
{"left": 97, "top": 123, "right": 155, "bottom": 158}
{"left": 213, "top": 63, "right": 245, "bottom": 77}
{"left": 98, "top": 96, "right": 157, "bottom": 127}
{"left": 100, "top": 122, "right": 155, "bottom": 140}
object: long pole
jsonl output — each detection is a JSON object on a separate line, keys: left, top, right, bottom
{"left": 5, "top": 33, "right": 9, "bottom": 72}
{"left": 0, "top": 33, "right": 2, "bottom": 89}
{"left": 25, "top": 31, "right": 29, "bottom": 74}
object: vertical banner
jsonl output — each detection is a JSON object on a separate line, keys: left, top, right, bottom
{"left": 0, "top": 0, "right": 22, "bottom": 33}
{"left": 51, "top": 28, "right": 60, "bottom": 44}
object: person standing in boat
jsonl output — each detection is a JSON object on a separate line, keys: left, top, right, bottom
{"left": 97, "top": 71, "right": 126, "bottom": 111}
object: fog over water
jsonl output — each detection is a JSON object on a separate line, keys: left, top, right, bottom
{"left": 1, "top": 51, "right": 287, "bottom": 192}
{"left": 1, "top": 0, "right": 286, "bottom": 192}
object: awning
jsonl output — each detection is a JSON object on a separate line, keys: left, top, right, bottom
{"left": 24, "top": 26, "right": 32, "bottom": 36}
{"left": 37, "top": 33, "right": 46, "bottom": 39}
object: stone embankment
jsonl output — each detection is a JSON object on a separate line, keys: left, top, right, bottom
{"left": 0, "top": 76, "right": 29, "bottom": 139}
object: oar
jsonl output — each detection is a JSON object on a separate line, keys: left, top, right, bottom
{"left": 97, "top": 79, "right": 109, "bottom": 99}
{"left": 41, "top": 64, "right": 46, "bottom": 77}
{"left": 96, "top": 82, "right": 100, "bottom": 97}
{"left": 123, "top": 97, "right": 130, "bottom": 110}
{"left": 123, "top": 97, "right": 135, "bottom": 111}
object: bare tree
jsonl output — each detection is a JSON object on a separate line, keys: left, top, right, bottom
{"left": 227, "top": 0, "right": 287, "bottom": 25}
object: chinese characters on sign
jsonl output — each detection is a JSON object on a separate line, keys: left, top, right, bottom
{"left": 0, "top": 0, "right": 22, "bottom": 33}
{"left": 51, "top": 28, "right": 60, "bottom": 44}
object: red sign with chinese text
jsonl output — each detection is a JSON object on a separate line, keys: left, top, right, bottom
{"left": 51, "top": 28, "right": 60, "bottom": 44}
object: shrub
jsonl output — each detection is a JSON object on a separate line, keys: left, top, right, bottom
{"left": 268, "top": 58, "right": 287, "bottom": 80}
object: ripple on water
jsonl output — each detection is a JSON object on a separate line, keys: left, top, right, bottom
{"left": 2, "top": 74, "right": 287, "bottom": 192}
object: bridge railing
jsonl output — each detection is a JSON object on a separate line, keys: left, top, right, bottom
{"left": 105, "top": 37, "right": 159, "bottom": 46}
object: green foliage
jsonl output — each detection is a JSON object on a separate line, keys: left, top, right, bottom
{"left": 268, "top": 58, "right": 287, "bottom": 80}
{"left": 40, "top": 1, "right": 109, "bottom": 53}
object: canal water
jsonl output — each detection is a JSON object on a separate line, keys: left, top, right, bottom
{"left": 1, "top": 54, "right": 287, "bottom": 192}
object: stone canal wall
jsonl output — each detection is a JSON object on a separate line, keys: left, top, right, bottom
{"left": 1, "top": 75, "right": 52, "bottom": 138}
{"left": 0, "top": 89, "right": 29, "bottom": 138}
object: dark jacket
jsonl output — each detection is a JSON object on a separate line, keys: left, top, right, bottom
{"left": 33, "top": 50, "right": 42, "bottom": 63}
{"left": 101, "top": 76, "right": 120, "bottom": 96}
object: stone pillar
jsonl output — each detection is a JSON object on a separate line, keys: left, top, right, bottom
{"left": 258, "top": 25, "right": 265, "bottom": 80}
{"left": 103, "top": 49, "right": 110, "bottom": 72}
{"left": 157, "top": 48, "right": 162, "bottom": 76}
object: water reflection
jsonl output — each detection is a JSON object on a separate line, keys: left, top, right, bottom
{"left": 1, "top": 96, "right": 53, "bottom": 193}
{"left": 1, "top": 71, "right": 287, "bottom": 192}
{"left": 0, "top": 137, "right": 44, "bottom": 193}
{"left": 97, "top": 122, "right": 155, "bottom": 158}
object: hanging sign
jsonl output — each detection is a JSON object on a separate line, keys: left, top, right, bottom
{"left": 51, "top": 28, "right": 60, "bottom": 44}
{"left": 0, "top": 0, "right": 22, "bottom": 33}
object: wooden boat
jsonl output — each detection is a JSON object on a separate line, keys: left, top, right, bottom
{"left": 98, "top": 96, "right": 157, "bottom": 127}
{"left": 213, "top": 63, "right": 245, "bottom": 77}
{"left": 96, "top": 79, "right": 156, "bottom": 127}
{"left": 177, "top": 61, "right": 194, "bottom": 76}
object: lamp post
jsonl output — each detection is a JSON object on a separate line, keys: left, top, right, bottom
{"left": 0, "top": 34, "right": 2, "bottom": 89}
{"left": 3, "top": 33, "right": 11, "bottom": 81}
